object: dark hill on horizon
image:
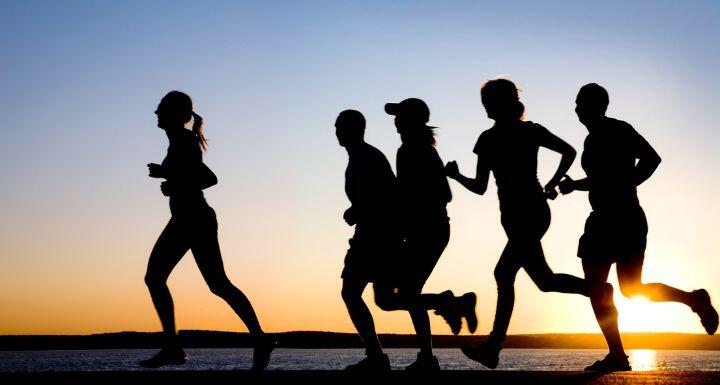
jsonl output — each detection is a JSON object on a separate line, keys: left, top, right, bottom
{"left": 1, "top": 331, "right": 719, "bottom": 351}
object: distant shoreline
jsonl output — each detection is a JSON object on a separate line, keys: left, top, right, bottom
{"left": 1, "top": 331, "right": 718, "bottom": 351}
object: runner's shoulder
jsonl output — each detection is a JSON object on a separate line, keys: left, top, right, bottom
{"left": 605, "top": 117, "right": 636, "bottom": 133}
{"left": 473, "top": 127, "right": 497, "bottom": 153}
{"left": 363, "top": 142, "right": 392, "bottom": 164}
{"left": 521, "top": 120, "right": 544, "bottom": 129}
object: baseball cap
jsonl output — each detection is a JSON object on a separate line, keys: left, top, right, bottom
{"left": 385, "top": 98, "right": 430, "bottom": 123}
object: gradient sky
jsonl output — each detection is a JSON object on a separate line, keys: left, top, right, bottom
{"left": 1, "top": 0, "right": 719, "bottom": 335}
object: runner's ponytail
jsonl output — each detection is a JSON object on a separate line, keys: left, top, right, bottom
{"left": 192, "top": 112, "right": 207, "bottom": 151}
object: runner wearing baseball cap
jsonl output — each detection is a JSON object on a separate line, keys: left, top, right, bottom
{"left": 377, "top": 97, "right": 477, "bottom": 371}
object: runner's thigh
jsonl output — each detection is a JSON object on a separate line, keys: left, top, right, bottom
{"left": 582, "top": 259, "right": 613, "bottom": 284}
{"left": 190, "top": 210, "right": 229, "bottom": 282}
{"left": 147, "top": 219, "right": 191, "bottom": 281}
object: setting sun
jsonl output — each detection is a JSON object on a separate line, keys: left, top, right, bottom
{"left": 615, "top": 294, "right": 689, "bottom": 332}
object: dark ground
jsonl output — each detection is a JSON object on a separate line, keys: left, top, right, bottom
{"left": 1, "top": 371, "right": 719, "bottom": 385}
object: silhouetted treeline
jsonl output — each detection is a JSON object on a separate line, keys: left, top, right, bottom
{"left": 1, "top": 331, "right": 718, "bottom": 351}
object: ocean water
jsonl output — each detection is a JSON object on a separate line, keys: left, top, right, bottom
{"left": 1, "top": 348, "right": 719, "bottom": 372}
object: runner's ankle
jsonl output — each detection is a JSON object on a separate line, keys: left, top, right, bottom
{"left": 366, "top": 347, "right": 384, "bottom": 358}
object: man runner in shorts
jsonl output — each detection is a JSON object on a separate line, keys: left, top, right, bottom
{"left": 560, "top": 83, "right": 718, "bottom": 372}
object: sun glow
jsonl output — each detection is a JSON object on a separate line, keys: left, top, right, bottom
{"left": 614, "top": 293, "right": 686, "bottom": 333}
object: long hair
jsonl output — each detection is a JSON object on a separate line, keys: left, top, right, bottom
{"left": 402, "top": 124, "right": 437, "bottom": 146}
{"left": 480, "top": 79, "right": 525, "bottom": 121}
{"left": 191, "top": 112, "right": 207, "bottom": 151}
{"left": 161, "top": 91, "right": 208, "bottom": 151}
{"left": 420, "top": 125, "right": 437, "bottom": 146}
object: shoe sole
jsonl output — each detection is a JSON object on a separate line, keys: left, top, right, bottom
{"left": 585, "top": 366, "right": 632, "bottom": 373}
{"left": 460, "top": 345, "right": 498, "bottom": 369}
{"left": 463, "top": 293, "right": 478, "bottom": 334}
{"left": 696, "top": 289, "right": 719, "bottom": 335}
{"left": 138, "top": 358, "right": 187, "bottom": 369}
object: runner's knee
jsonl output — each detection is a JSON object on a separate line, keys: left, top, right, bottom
{"left": 208, "top": 278, "right": 234, "bottom": 297}
{"left": 493, "top": 264, "right": 512, "bottom": 286}
{"left": 495, "top": 278, "right": 515, "bottom": 292}
{"left": 618, "top": 280, "right": 642, "bottom": 298}
{"left": 144, "top": 272, "right": 167, "bottom": 290}
{"left": 375, "top": 294, "right": 399, "bottom": 311}
{"left": 341, "top": 284, "right": 361, "bottom": 305}
{"left": 535, "top": 278, "right": 554, "bottom": 293}
{"left": 374, "top": 287, "right": 409, "bottom": 311}
{"left": 524, "top": 266, "right": 554, "bottom": 292}
{"left": 494, "top": 265, "right": 515, "bottom": 287}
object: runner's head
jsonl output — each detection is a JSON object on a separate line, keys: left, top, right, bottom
{"left": 576, "top": 83, "right": 609, "bottom": 125}
{"left": 385, "top": 98, "right": 436, "bottom": 146}
{"left": 156, "top": 91, "right": 207, "bottom": 151}
{"left": 481, "top": 79, "right": 525, "bottom": 122}
{"left": 335, "top": 109, "right": 366, "bottom": 147}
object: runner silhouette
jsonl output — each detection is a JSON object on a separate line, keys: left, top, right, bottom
{"left": 445, "top": 79, "right": 612, "bottom": 369}
{"left": 337, "top": 109, "right": 398, "bottom": 373}
{"left": 559, "top": 83, "right": 719, "bottom": 372}
{"left": 140, "top": 91, "right": 275, "bottom": 370}
{"left": 336, "top": 109, "right": 476, "bottom": 372}
{"left": 381, "top": 98, "right": 477, "bottom": 370}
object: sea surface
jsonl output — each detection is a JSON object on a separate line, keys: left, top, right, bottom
{"left": 1, "top": 349, "right": 719, "bottom": 372}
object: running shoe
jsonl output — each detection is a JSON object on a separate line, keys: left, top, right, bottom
{"left": 345, "top": 353, "right": 391, "bottom": 373}
{"left": 433, "top": 291, "right": 462, "bottom": 335}
{"left": 691, "top": 289, "right": 719, "bottom": 335}
{"left": 584, "top": 353, "right": 631, "bottom": 372}
{"left": 139, "top": 347, "right": 188, "bottom": 368}
{"left": 460, "top": 342, "right": 500, "bottom": 369}
{"left": 251, "top": 334, "right": 277, "bottom": 371}
{"left": 405, "top": 352, "right": 440, "bottom": 372}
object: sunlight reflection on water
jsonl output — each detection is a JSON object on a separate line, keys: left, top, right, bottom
{"left": 629, "top": 349, "right": 656, "bottom": 371}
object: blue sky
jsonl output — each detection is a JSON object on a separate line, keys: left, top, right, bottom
{"left": 0, "top": 0, "right": 718, "bottom": 334}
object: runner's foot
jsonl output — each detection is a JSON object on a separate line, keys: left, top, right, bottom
{"left": 405, "top": 352, "right": 440, "bottom": 372}
{"left": 691, "top": 289, "right": 719, "bottom": 335}
{"left": 434, "top": 291, "right": 462, "bottom": 335}
{"left": 345, "top": 353, "right": 391, "bottom": 373}
{"left": 139, "top": 347, "right": 188, "bottom": 368}
{"left": 461, "top": 342, "right": 500, "bottom": 369}
{"left": 251, "top": 334, "right": 277, "bottom": 371}
{"left": 584, "top": 353, "right": 631, "bottom": 372}
{"left": 459, "top": 292, "right": 478, "bottom": 334}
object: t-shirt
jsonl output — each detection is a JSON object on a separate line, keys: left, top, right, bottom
{"left": 345, "top": 143, "right": 399, "bottom": 238}
{"left": 473, "top": 120, "right": 548, "bottom": 208}
{"left": 581, "top": 117, "right": 647, "bottom": 211}
{"left": 396, "top": 142, "right": 451, "bottom": 222}
{"left": 161, "top": 129, "right": 208, "bottom": 216}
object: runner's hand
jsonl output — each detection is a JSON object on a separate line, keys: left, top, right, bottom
{"left": 559, "top": 175, "right": 575, "bottom": 195}
{"left": 148, "top": 163, "right": 166, "bottom": 178}
{"left": 544, "top": 185, "right": 558, "bottom": 200}
{"left": 343, "top": 207, "right": 356, "bottom": 226}
{"left": 445, "top": 161, "right": 460, "bottom": 179}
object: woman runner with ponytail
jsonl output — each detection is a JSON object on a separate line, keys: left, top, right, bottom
{"left": 141, "top": 91, "right": 275, "bottom": 370}
{"left": 445, "top": 79, "right": 612, "bottom": 369}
